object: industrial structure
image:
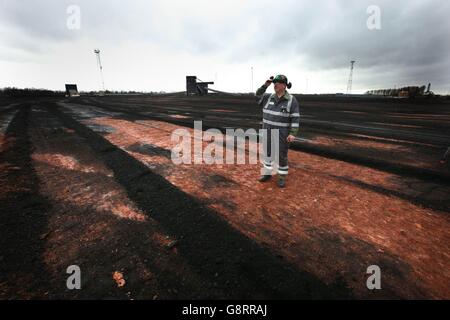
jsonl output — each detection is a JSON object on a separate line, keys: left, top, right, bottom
{"left": 346, "top": 60, "right": 356, "bottom": 94}
{"left": 186, "top": 76, "right": 214, "bottom": 96}
{"left": 366, "top": 84, "right": 432, "bottom": 98}
{"left": 65, "top": 84, "right": 79, "bottom": 97}
{"left": 94, "top": 49, "right": 105, "bottom": 93}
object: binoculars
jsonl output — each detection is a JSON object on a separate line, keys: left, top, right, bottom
{"left": 269, "top": 76, "right": 292, "bottom": 89}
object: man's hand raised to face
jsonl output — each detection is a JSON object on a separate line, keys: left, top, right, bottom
{"left": 264, "top": 76, "right": 274, "bottom": 87}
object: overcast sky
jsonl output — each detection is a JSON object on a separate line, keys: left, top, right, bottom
{"left": 1, "top": 0, "right": 449, "bottom": 94}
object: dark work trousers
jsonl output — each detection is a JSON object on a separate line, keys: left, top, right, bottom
{"left": 261, "top": 124, "right": 290, "bottom": 176}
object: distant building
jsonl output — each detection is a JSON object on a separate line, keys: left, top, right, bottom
{"left": 65, "top": 84, "right": 80, "bottom": 97}
{"left": 366, "top": 85, "right": 426, "bottom": 98}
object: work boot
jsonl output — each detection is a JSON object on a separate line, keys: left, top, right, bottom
{"left": 258, "top": 175, "right": 272, "bottom": 182}
{"left": 277, "top": 176, "right": 286, "bottom": 188}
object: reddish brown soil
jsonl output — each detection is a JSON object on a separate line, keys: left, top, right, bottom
{"left": 86, "top": 115, "right": 450, "bottom": 299}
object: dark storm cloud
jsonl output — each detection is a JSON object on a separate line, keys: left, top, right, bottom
{"left": 222, "top": 0, "right": 450, "bottom": 90}
{"left": 290, "top": 1, "right": 450, "bottom": 69}
{"left": 224, "top": 1, "right": 450, "bottom": 66}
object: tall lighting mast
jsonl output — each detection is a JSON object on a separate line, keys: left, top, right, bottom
{"left": 94, "top": 49, "right": 105, "bottom": 92}
{"left": 346, "top": 60, "right": 356, "bottom": 94}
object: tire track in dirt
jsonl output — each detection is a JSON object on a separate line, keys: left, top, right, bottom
{"left": 0, "top": 103, "right": 20, "bottom": 152}
{"left": 0, "top": 103, "right": 52, "bottom": 299}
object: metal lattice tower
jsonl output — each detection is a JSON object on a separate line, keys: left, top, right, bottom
{"left": 346, "top": 60, "right": 355, "bottom": 94}
{"left": 94, "top": 49, "right": 105, "bottom": 92}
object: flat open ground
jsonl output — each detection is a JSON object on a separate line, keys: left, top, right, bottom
{"left": 0, "top": 94, "right": 449, "bottom": 299}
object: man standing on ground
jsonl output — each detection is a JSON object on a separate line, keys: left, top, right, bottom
{"left": 255, "top": 75, "right": 300, "bottom": 188}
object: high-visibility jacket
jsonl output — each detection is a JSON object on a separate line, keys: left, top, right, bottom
{"left": 255, "top": 85, "right": 300, "bottom": 136}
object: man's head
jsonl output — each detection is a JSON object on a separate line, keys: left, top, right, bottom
{"left": 272, "top": 75, "right": 292, "bottom": 95}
